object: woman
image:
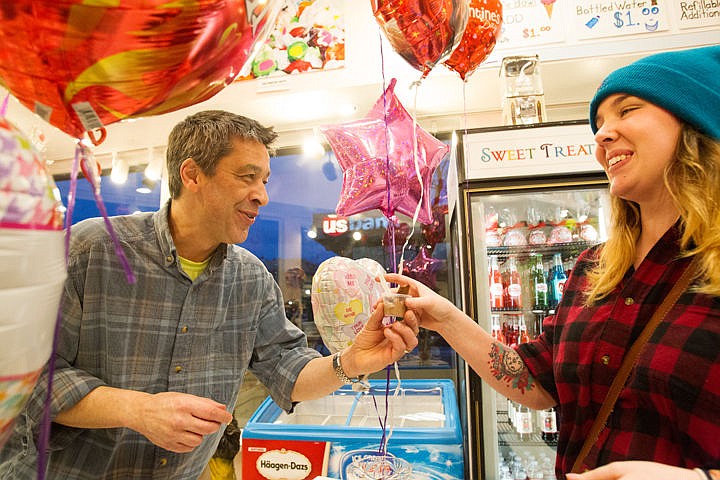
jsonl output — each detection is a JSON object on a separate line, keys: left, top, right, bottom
{"left": 387, "top": 45, "right": 720, "bottom": 480}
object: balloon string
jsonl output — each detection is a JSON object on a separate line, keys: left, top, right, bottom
{"left": 463, "top": 80, "right": 468, "bottom": 134}
{"left": 461, "top": 82, "right": 470, "bottom": 193}
{"left": 36, "top": 143, "right": 82, "bottom": 479}
{"left": 376, "top": 28, "right": 398, "bottom": 462}
{"left": 396, "top": 80, "right": 424, "bottom": 275}
{"left": 374, "top": 361, "right": 402, "bottom": 457}
{"left": 78, "top": 147, "right": 136, "bottom": 285}
{"left": 378, "top": 32, "right": 398, "bottom": 277}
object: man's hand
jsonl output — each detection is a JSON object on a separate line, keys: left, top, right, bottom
{"left": 566, "top": 461, "right": 701, "bottom": 480}
{"left": 132, "top": 392, "right": 232, "bottom": 453}
{"left": 341, "top": 300, "right": 419, "bottom": 378}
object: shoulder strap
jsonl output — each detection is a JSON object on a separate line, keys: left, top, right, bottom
{"left": 570, "top": 257, "right": 699, "bottom": 474}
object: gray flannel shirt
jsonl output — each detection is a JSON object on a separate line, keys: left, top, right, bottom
{"left": 0, "top": 201, "right": 320, "bottom": 479}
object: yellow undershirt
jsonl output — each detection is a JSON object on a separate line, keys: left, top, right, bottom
{"left": 178, "top": 255, "right": 211, "bottom": 281}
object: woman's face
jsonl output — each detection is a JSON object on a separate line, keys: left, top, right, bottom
{"left": 593, "top": 94, "right": 682, "bottom": 207}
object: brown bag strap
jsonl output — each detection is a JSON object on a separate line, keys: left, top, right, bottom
{"left": 570, "top": 257, "right": 699, "bottom": 474}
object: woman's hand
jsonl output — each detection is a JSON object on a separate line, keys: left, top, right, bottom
{"left": 566, "top": 461, "right": 702, "bottom": 480}
{"left": 384, "top": 273, "right": 462, "bottom": 335}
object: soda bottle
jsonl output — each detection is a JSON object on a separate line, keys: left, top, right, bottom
{"left": 491, "top": 314, "right": 506, "bottom": 344}
{"left": 532, "top": 313, "right": 543, "bottom": 339}
{"left": 518, "top": 315, "right": 530, "bottom": 344}
{"left": 548, "top": 253, "right": 567, "bottom": 309}
{"left": 516, "top": 404, "right": 533, "bottom": 441}
{"left": 489, "top": 255, "right": 504, "bottom": 309}
{"left": 507, "top": 255, "right": 522, "bottom": 309}
{"left": 540, "top": 407, "right": 558, "bottom": 442}
{"left": 531, "top": 254, "right": 548, "bottom": 310}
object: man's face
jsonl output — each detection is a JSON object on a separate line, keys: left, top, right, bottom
{"left": 195, "top": 138, "right": 271, "bottom": 245}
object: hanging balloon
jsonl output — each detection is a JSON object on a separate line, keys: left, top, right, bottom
{"left": 370, "top": 0, "right": 469, "bottom": 78}
{"left": 311, "top": 257, "right": 388, "bottom": 353}
{"left": 421, "top": 205, "right": 447, "bottom": 248}
{"left": 0, "top": 117, "right": 66, "bottom": 450}
{"left": 0, "top": 0, "right": 283, "bottom": 141}
{"left": 403, "top": 245, "right": 444, "bottom": 291}
{"left": 443, "top": 0, "right": 503, "bottom": 81}
{"left": 320, "top": 79, "right": 449, "bottom": 224}
{"left": 0, "top": 118, "right": 64, "bottom": 230}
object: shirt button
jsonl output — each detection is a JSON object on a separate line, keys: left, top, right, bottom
{"left": 181, "top": 326, "right": 188, "bottom": 333}
{"left": 159, "top": 458, "right": 168, "bottom": 466}
{"left": 600, "top": 355, "right": 610, "bottom": 365}
{"left": 175, "top": 365, "right": 183, "bottom": 373}
{"left": 166, "top": 255, "right": 173, "bottom": 262}
{"left": 624, "top": 297, "right": 634, "bottom": 306}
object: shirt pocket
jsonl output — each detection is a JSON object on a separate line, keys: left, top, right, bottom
{"left": 207, "top": 324, "right": 256, "bottom": 406}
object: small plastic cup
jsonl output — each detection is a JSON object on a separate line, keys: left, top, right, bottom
{"left": 383, "top": 293, "right": 410, "bottom": 318}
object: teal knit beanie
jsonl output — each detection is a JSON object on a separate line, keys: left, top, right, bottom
{"left": 590, "top": 45, "right": 720, "bottom": 140}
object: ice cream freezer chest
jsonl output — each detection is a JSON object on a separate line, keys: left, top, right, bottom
{"left": 241, "top": 379, "right": 464, "bottom": 479}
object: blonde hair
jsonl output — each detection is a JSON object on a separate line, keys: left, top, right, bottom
{"left": 585, "top": 126, "right": 720, "bottom": 304}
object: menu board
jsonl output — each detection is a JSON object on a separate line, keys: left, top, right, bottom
{"left": 483, "top": 0, "right": 719, "bottom": 65}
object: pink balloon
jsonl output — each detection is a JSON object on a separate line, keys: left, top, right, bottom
{"left": 403, "top": 245, "right": 444, "bottom": 291}
{"left": 320, "top": 78, "right": 448, "bottom": 224}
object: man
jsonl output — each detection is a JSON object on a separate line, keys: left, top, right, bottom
{"left": 0, "top": 110, "right": 418, "bottom": 479}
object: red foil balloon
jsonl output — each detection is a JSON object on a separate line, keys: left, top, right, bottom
{"left": 320, "top": 78, "right": 449, "bottom": 224}
{"left": 0, "top": 0, "right": 282, "bottom": 139}
{"left": 421, "top": 205, "right": 447, "bottom": 248}
{"left": 444, "top": 0, "right": 502, "bottom": 81}
{"left": 371, "top": 0, "right": 468, "bottom": 78}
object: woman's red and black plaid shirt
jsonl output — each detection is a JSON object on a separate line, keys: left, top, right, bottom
{"left": 517, "top": 224, "right": 720, "bottom": 477}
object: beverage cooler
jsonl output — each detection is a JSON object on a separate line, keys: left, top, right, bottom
{"left": 447, "top": 120, "right": 610, "bottom": 480}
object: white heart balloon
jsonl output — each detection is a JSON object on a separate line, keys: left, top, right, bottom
{"left": 311, "top": 257, "right": 388, "bottom": 353}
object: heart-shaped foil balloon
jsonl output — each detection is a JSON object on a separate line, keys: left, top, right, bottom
{"left": 311, "top": 257, "right": 388, "bottom": 353}
{"left": 371, "top": 0, "right": 468, "bottom": 79}
{"left": 443, "top": 0, "right": 503, "bottom": 81}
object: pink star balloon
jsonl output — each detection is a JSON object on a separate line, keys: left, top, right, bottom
{"left": 320, "top": 78, "right": 448, "bottom": 224}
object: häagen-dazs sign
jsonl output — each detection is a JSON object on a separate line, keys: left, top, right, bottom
{"left": 256, "top": 448, "right": 312, "bottom": 480}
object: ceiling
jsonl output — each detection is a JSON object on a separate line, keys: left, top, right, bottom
{"left": 1, "top": 2, "right": 714, "bottom": 176}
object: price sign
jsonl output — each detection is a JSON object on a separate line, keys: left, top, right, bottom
{"left": 495, "top": 0, "right": 567, "bottom": 49}
{"left": 571, "top": 0, "right": 670, "bottom": 40}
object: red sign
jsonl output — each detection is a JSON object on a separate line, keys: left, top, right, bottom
{"left": 242, "top": 438, "right": 330, "bottom": 480}
{"left": 322, "top": 215, "right": 349, "bottom": 237}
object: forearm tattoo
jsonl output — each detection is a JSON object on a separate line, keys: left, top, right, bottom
{"left": 488, "top": 342, "right": 534, "bottom": 394}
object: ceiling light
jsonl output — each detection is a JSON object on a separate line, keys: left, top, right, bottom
{"left": 136, "top": 177, "right": 157, "bottom": 194}
{"left": 303, "top": 137, "right": 325, "bottom": 159}
{"left": 110, "top": 152, "right": 129, "bottom": 184}
{"left": 144, "top": 147, "right": 163, "bottom": 181}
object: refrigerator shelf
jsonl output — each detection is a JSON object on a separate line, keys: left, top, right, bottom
{"left": 486, "top": 240, "right": 599, "bottom": 259}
